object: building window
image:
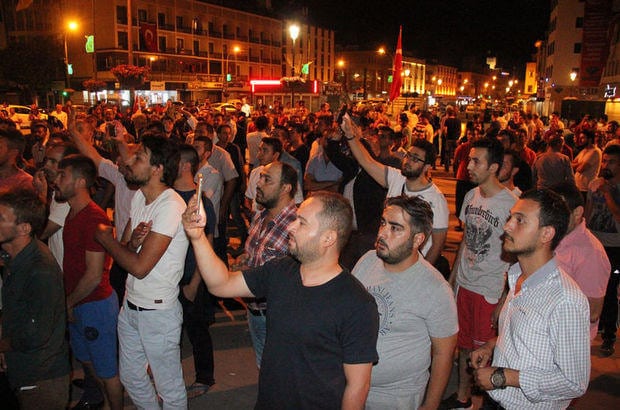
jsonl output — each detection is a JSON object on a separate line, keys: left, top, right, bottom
{"left": 176, "top": 16, "right": 183, "bottom": 29}
{"left": 159, "top": 36, "right": 167, "bottom": 52}
{"left": 158, "top": 13, "right": 165, "bottom": 27}
{"left": 177, "top": 38, "right": 184, "bottom": 53}
{"left": 576, "top": 17, "right": 583, "bottom": 28}
{"left": 118, "top": 31, "right": 128, "bottom": 50}
{"left": 138, "top": 9, "right": 147, "bottom": 22}
{"left": 194, "top": 40, "right": 199, "bottom": 56}
{"left": 574, "top": 43, "right": 582, "bottom": 53}
{"left": 116, "top": 6, "right": 127, "bottom": 25}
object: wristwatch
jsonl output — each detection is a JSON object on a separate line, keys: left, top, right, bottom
{"left": 490, "top": 367, "right": 507, "bottom": 389}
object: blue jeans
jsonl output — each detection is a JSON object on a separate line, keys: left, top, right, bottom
{"left": 248, "top": 312, "right": 266, "bottom": 368}
{"left": 118, "top": 299, "right": 186, "bottom": 410}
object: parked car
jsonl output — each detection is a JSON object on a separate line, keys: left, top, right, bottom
{"left": 210, "top": 102, "right": 238, "bottom": 114}
{"left": 3, "top": 105, "right": 48, "bottom": 134}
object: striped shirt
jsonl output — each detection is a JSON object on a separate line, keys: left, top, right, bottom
{"left": 490, "top": 258, "right": 590, "bottom": 410}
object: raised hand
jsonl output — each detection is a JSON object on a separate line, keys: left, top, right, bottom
{"left": 182, "top": 195, "right": 207, "bottom": 240}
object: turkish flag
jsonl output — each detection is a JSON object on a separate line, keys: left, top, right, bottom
{"left": 140, "top": 23, "right": 158, "bottom": 52}
{"left": 389, "top": 26, "right": 403, "bottom": 102}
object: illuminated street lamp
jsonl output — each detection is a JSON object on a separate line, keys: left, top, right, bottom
{"left": 64, "top": 20, "right": 79, "bottom": 89}
{"left": 289, "top": 24, "right": 300, "bottom": 76}
{"left": 570, "top": 71, "right": 578, "bottom": 82}
{"left": 225, "top": 45, "right": 240, "bottom": 81}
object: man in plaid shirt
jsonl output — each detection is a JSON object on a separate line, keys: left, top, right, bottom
{"left": 231, "top": 161, "right": 298, "bottom": 366}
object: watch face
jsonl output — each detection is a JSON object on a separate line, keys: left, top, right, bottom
{"left": 491, "top": 368, "right": 506, "bottom": 388}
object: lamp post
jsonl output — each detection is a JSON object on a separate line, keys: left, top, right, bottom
{"left": 289, "top": 24, "right": 300, "bottom": 106}
{"left": 222, "top": 45, "right": 240, "bottom": 101}
{"left": 570, "top": 71, "right": 578, "bottom": 98}
{"left": 64, "top": 20, "right": 78, "bottom": 89}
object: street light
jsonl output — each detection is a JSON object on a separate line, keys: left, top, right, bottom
{"left": 289, "top": 24, "right": 300, "bottom": 76}
{"left": 289, "top": 24, "right": 300, "bottom": 106}
{"left": 225, "top": 45, "right": 240, "bottom": 81}
{"left": 64, "top": 20, "right": 79, "bottom": 89}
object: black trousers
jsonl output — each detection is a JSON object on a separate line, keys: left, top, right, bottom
{"left": 180, "top": 281, "right": 216, "bottom": 385}
{"left": 601, "top": 247, "right": 620, "bottom": 343}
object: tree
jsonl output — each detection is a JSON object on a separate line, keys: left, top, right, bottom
{"left": 0, "top": 36, "right": 63, "bottom": 102}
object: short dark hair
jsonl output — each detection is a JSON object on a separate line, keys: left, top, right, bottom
{"left": 503, "top": 149, "right": 521, "bottom": 171}
{"left": 261, "top": 137, "right": 283, "bottom": 155}
{"left": 178, "top": 144, "right": 200, "bottom": 175}
{"left": 472, "top": 137, "right": 504, "bottom": 173}
{"left": 0, "top": 127, "right": 26, "bottom": 156}
{"left": 520, "top": 189, "right": 570, "bottom": 250}
{"left": 385, "top": 195, "right": 433, "bottom": 239}
{"left": 279, "top": 162, "right": 298, "bottom": 198}
{"left": 148, "top": 120, "right": 165, "bottom": 134}
{"left": 550, "top": 182, "right": 583, "bottom": 211}
{"left": 498, "top": 129, "right": 517, "bottom": 145}
{"left": 254, "top": 115, "right": 269, "bottom": 131}
{"left": 412, "top": 138, "right": 437, "bottom": 165}
{"left": 217, "top": 124, "right": 232, "bottom": 135}
{"left": 581, "top": 129, "right": 595, "bottom": 144}
{"left": 313, "top": 191, "right": 353, "bottom": 251}
{"left": 603, "top": 143, "right": 620, "bottom": 157}
{"left": 142, "top": 135, "right": 181, "bottom": 187}
{"left": 194, "top": 136, "right": 213, "bottom": 151}
{"left": 59, "top": 154, "right": 98, "bottom": 188}
{"left": 0, "top": 188, "right": 46, "bottom": 237}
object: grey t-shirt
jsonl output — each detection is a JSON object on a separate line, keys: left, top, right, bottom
{"left": 353, "top": 251, "right": 458, "bottom": 409}
{"left": 457, "top": 187, "right": 517, "bottom": 299}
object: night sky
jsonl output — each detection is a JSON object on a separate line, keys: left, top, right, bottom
{"left": 272, "top": 0, "right": 550, "bottom": 74}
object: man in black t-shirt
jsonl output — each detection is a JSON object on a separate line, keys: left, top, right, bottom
{"left": 182, "top": 191, "right": 379, "bottom": 409}
{"left": 442, "top": 107, "right": 461, "bottom": 172}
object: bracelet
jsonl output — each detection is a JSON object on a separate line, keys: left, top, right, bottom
{"left": 345, "top": 135, "right": 356, "bottom": 141}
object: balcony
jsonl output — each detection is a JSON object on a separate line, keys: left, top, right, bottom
{"left": 249, "top": 56, "right": 259, "bottom": 62}
{"left": 159, "top": 23, "right": 175, "bottom": 31}
{"left": 211, "top": 52, "right": 223, "bottom": 59}
{"left": 237, "top": 35, "right": 248, "bottom": 41}
{"left": 198, "top": 51, "right": 208, "bottom": 57}
{"left": 210, "top": 31, "right": 222, "bottom": 38}
{"left": 223, "top": 32, "right": 235, "bottom": 40}
{"left": 262, "top": 58, "right": 271, "bottom": 64}
{"left": 194, "top": 29, "right": 206, "bottom": 36}
{"left": 249, "top": 37, "right": 259, "bottom": 44}
{"left": 261, "top": 38, "right": 271, "bottom": 45}
{"left": 272, "top": 41, "right": 281, "bottom": 47}
{"left": 177, "top": 25, "right": 192, "bottom": 34}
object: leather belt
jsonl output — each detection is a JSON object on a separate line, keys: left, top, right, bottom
{"left": 127, "top": 301, "right": 155, "bottom": 311}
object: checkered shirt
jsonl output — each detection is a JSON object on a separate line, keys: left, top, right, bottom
{"left": 489, "top": 258, "right": 591, "bottom": 409}
{"left": 245, "top": 202, "right": 297, "bottom": 269}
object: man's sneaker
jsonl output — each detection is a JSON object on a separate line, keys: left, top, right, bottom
{"left": 440, "top": 392, "right": 473, "bottom": 409}
{"left": 600, "top": 340, "right": 615, "bottom": 357}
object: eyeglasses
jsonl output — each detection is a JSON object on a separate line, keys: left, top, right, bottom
{"left": 404, "top": 152, "right": 426, "bottom": 164}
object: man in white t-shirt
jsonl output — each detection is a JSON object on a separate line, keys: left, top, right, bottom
{"left": 95, "top": 136, "right": 189, "bottom": 409}
{"left": 343, "top": 117, "right": 449, "bottom": 266}
{"left": 443, "top": 137, "right": 517, "bottom": 410}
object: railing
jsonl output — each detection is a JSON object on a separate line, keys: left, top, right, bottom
{"left": 249, "top": 56, "right": 259, "bottom": 62}
{"left": 272, "top": 41, "right": 281, "bottom": 47}
{"left": 177, "top": 25, "right": 192, "bottom": 34}
{"left": 159, "top": 23, "right": 175, "bottom": 31}
{"left": 261, "top": 38, "right": 271, "bottom": 45}
{"left": 249, "top": 37, "right": 259, "bottom": 44}
{"left": 223, "top": 32, "right": 235, "bottom": 39}
{"left": 211, "top": 52, "right": 223, "bottom": 59}
{"left": 210, "top": 31, "right": 222, "bottom": 38}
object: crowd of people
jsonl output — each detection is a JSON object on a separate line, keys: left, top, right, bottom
{"left": 0, "top": 96, "right": 618, "bottom": 410}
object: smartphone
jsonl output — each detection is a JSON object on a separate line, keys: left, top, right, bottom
{"left": 107, "top": 122, "right": 116, "bottom": 137}
{"left": 196, "top": 173, "right": 203, "bottom": 216}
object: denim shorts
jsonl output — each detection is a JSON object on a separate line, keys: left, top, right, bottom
{"left": 69, "top": 292, "right": 119, "bottom": 378}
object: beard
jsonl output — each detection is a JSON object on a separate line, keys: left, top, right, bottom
{"left": 376, "top": 236, "right": 414, "bottom": 265}
{"left": 401, "top": 166, "right": 423, "bottom": 179}
{"left": 124, "top": 171, "right": 149, "bottom": 187}
{"left": 502, "top": 235, "right": 536, "bottom": 256}
{"left": 255, "top": 188, "right": 278, "bottom": 210}
{"left": 289, "top": 235, "right": 321, "bottom": 263}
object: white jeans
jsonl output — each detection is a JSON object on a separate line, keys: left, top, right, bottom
{"left": 118, "top": 300, "right": 186, "bottom": 410}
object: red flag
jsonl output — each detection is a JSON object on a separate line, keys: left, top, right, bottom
{"left": 389, "top": 26, "right": 403, "bottom": 102}
{"left": 140, "top": 23, "right": 158, "bottom": 52}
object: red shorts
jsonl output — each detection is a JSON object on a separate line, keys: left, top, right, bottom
{"left": 456, "top": 286, "right": 498, "bottom": 350}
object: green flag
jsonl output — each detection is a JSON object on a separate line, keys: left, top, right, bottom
{"left": 301, "top": 63, "right": 309, "bottom": 75}
{"left": 85, "top": 35, "right": 94, "bottom": 53}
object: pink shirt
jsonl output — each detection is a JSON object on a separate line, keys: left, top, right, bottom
{"left": 555, "top": 219, "right": 610, "bottom": 339}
